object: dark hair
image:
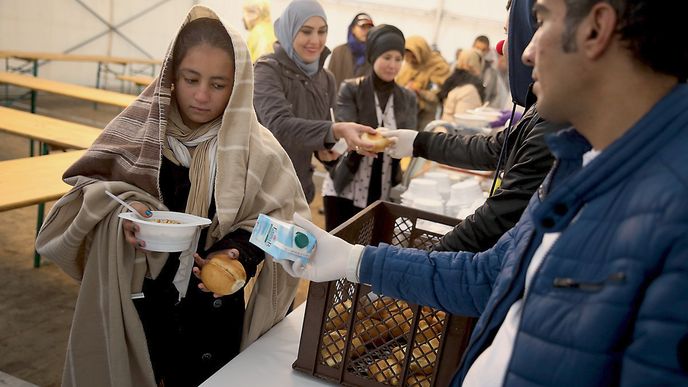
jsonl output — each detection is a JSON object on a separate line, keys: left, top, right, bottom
{"left": 438, "top": 69, "right": 486, "bottom": 103}
{"left": 506, "top": 0, "right": 512, "bottom": 11}
{"left": 474, "top": 35, "right": 490, "bottom": 46}
{"left": 173, "top": 18, "right": 235, "bottom": 76}
{"left": 562, "top": 0, "right": 688, "bottom": 81}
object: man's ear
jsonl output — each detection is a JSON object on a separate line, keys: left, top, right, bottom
{"left": 579, "top": 2, "right": 618, "bottom": 59}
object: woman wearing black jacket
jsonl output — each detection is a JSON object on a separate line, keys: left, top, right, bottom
{"left": 322, "top": 25, "right": 417, "bottom": 231}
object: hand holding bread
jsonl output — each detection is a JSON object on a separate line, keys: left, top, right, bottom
{"left": 360, "top": 128, "right": 393, "bottom": 153}
{"left": 193, "top": 249, "right": 247, "bottom": 297}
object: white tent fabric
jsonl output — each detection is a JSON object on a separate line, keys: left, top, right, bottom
{"left": 0, "top": 0, "right": 507, "bottom": 87}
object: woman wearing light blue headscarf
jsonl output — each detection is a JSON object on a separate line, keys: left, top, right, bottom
{"left": 253, "top": 0, "right": 377, "bottom": 204}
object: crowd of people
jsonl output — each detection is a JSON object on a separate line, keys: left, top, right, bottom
{"left": 34, "top": 0, "right": 687, "bottom": 386}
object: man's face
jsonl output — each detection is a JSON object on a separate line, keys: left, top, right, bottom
{"left": 522, "top": 0, "right": 582, "bottom": 123}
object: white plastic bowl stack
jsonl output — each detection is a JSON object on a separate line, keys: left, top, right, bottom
{"left": 446, "top": 179, "right": 485, "bottom": 218}
{"left": 453, "top": 113, "right": 492, "bottom": 129}
{"left": 401, "top": 178, "right": 441, "bottom": 207}
{"left": 424, "top": 171, "right": 452, "bottom": 201}
{"left": 412, "top": 198, "right": 445, "bottom": 215}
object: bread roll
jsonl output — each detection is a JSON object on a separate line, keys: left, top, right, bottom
{"left": 200, "top": 253, "right": 247, "bottom": 296}
{"left": 406, "top": 373, "right": 432, "bottom": 387}
{"left": 415, "top": 319, "right": 440, "bottom": 343}
{"left": 353, "top": 318, "right": 389, "bottom": 345}
{"left": 368, "top": 357, "right": 402, "bottom": 385}
{"left": 321, "top": 329, "right": 366, "bottom": 366}
{"left": 409, "top": 343, "right": 437, "bottom": 375}
{"left": 325, "top": 299, "right": 352, "bottom": 331}
{"left": 321, "top": 329, "right": 347, "bottom": 367}
{"left": 361, "top": 129, "right": 391, "bottom": 153}
{"left": 383, "top": 307, "right": 414, "bottom": 338}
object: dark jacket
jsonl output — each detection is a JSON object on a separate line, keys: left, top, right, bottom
{"left": 253, "top": 43, "right": 337, "bottom": 202}
{"left": 414, "top": 105, "right": 568, "bottom": 253}
{"left": 135, "top": 157, "right": 264, "bottom": 386}
{"left": 328, "top": 44, "right": 372, "bottom": 93}
{"left": 330, "top": 75, "right": 417, "bottom": 195}
{"left": 337, "top": 75, "right": 417, "bottom": 137}
{"left": 360, "top": 84, "right": 688, "bottom": 386}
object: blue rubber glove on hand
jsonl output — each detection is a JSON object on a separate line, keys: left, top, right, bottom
{"left": 278, "top": 213, "right": 364, "bottom": 283}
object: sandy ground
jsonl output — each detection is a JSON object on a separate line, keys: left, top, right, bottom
{"left": 0, "top": 94, "right": 321, "bottom": 386}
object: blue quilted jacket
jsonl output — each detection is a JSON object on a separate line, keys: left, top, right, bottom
{"left": 359, "top": 84, "right": 688, "bottom": 386}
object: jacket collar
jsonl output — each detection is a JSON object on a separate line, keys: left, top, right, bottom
{"left": 535, "top": 83, "right": 688, "bottom": 232}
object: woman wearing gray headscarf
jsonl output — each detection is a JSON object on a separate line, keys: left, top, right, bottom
{"left": 253, "top": 0, "right": 376, "bottom": 203}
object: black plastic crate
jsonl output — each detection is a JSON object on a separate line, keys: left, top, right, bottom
{"left": 294, "top": 201, "right": 476, "bottom": 386}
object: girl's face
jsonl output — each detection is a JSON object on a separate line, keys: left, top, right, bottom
{"left": 373, "top": 50, "right": 403, "bottom": 82}
{"left": 175, "top": 43, "right": 234, "bottom": 129}
{"left": 293, "top": 16, "right": 327, "bottom": 64}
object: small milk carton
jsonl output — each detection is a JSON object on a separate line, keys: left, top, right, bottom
{"left": 249, "top": 214, "right": 316, "bottom": 264}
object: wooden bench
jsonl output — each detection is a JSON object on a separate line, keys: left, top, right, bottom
{"left": 0, "top": 106, "right": 101, "bottom": 150}
{"left": 0, "top": 150, "right": 86, "bottom": 267}
{"left": 0, "top": 150, "right": 84, "bottom": 212}
{"left": 0, "top": 71, "right": 136, "bottom": 110}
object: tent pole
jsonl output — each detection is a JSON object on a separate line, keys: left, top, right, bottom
{"left": 431, "top": 0, "right": 445, "bottom": 49}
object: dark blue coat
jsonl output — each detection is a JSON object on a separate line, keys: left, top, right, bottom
{"left": 359, "top": 84, "right": 688, "bottom": 386}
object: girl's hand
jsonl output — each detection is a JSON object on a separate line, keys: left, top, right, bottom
{"left": 121, "top": 201, "right": 153, "bottom": 249}
{"left": 192, "top": 249, "right": 241, "bottom": 298}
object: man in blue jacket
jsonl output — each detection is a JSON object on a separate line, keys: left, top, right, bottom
{"left": 283, "top": 0, "right": 688, "bottom": 385}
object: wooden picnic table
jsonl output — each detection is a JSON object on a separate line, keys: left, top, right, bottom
{"left": 0, "top": 71, "right": 136, "bottom": 108}
{"left": 0, "top": 50, "right": 161, "bottom": 93}
{"left": 0, "top": 50, "right": 161, "bottom": 66}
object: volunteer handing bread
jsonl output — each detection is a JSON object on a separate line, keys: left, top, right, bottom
{"left": 282, "top": 0, "right": 688, "bottom": 385}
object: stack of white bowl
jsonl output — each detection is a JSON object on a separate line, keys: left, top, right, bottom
{"left": 446, "top": 179, "right": 486, "bottom": 218}
{"left": 400, "top": 178, "right": 444, "bottom": 215}
{"left": 424, "top": 171, "right": 452, "bottom": 201}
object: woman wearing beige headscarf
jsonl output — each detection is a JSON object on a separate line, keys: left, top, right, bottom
{"left": 397, "top": 35, "right": 451, "bottom": 130}
{"left": 35, "top": 5, "right": 308, "bottom": 387}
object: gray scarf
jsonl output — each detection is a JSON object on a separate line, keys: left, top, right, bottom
{"left": 273, "top": 0, "right": 327, "bottom": 76}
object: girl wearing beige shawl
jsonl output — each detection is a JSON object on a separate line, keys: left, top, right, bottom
{"left": 35, "top": 6, "right": 309, "bottom": 387}
{"left": 396, "top": 35, "right": 451, "bottom": 130}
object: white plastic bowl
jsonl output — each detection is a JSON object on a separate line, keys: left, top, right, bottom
{"left": 118, "top": 211, "right": 212, "bottom": 252}
{"left": 453, "top": 113, "right": 492, "bottom": 129}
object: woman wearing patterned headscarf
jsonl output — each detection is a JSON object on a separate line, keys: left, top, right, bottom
{"left": 35, "top": 5, "right": 308, "bottom": 386}
{"left": 253, "top": 0, "right": 378, "bottom": 203}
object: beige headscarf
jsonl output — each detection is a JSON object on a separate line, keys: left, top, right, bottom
{"left": 396, "top": 35, "right": 451, "bottom": 90}
{"left": 38, "top": 5, "right": 309, "bottom": 387}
